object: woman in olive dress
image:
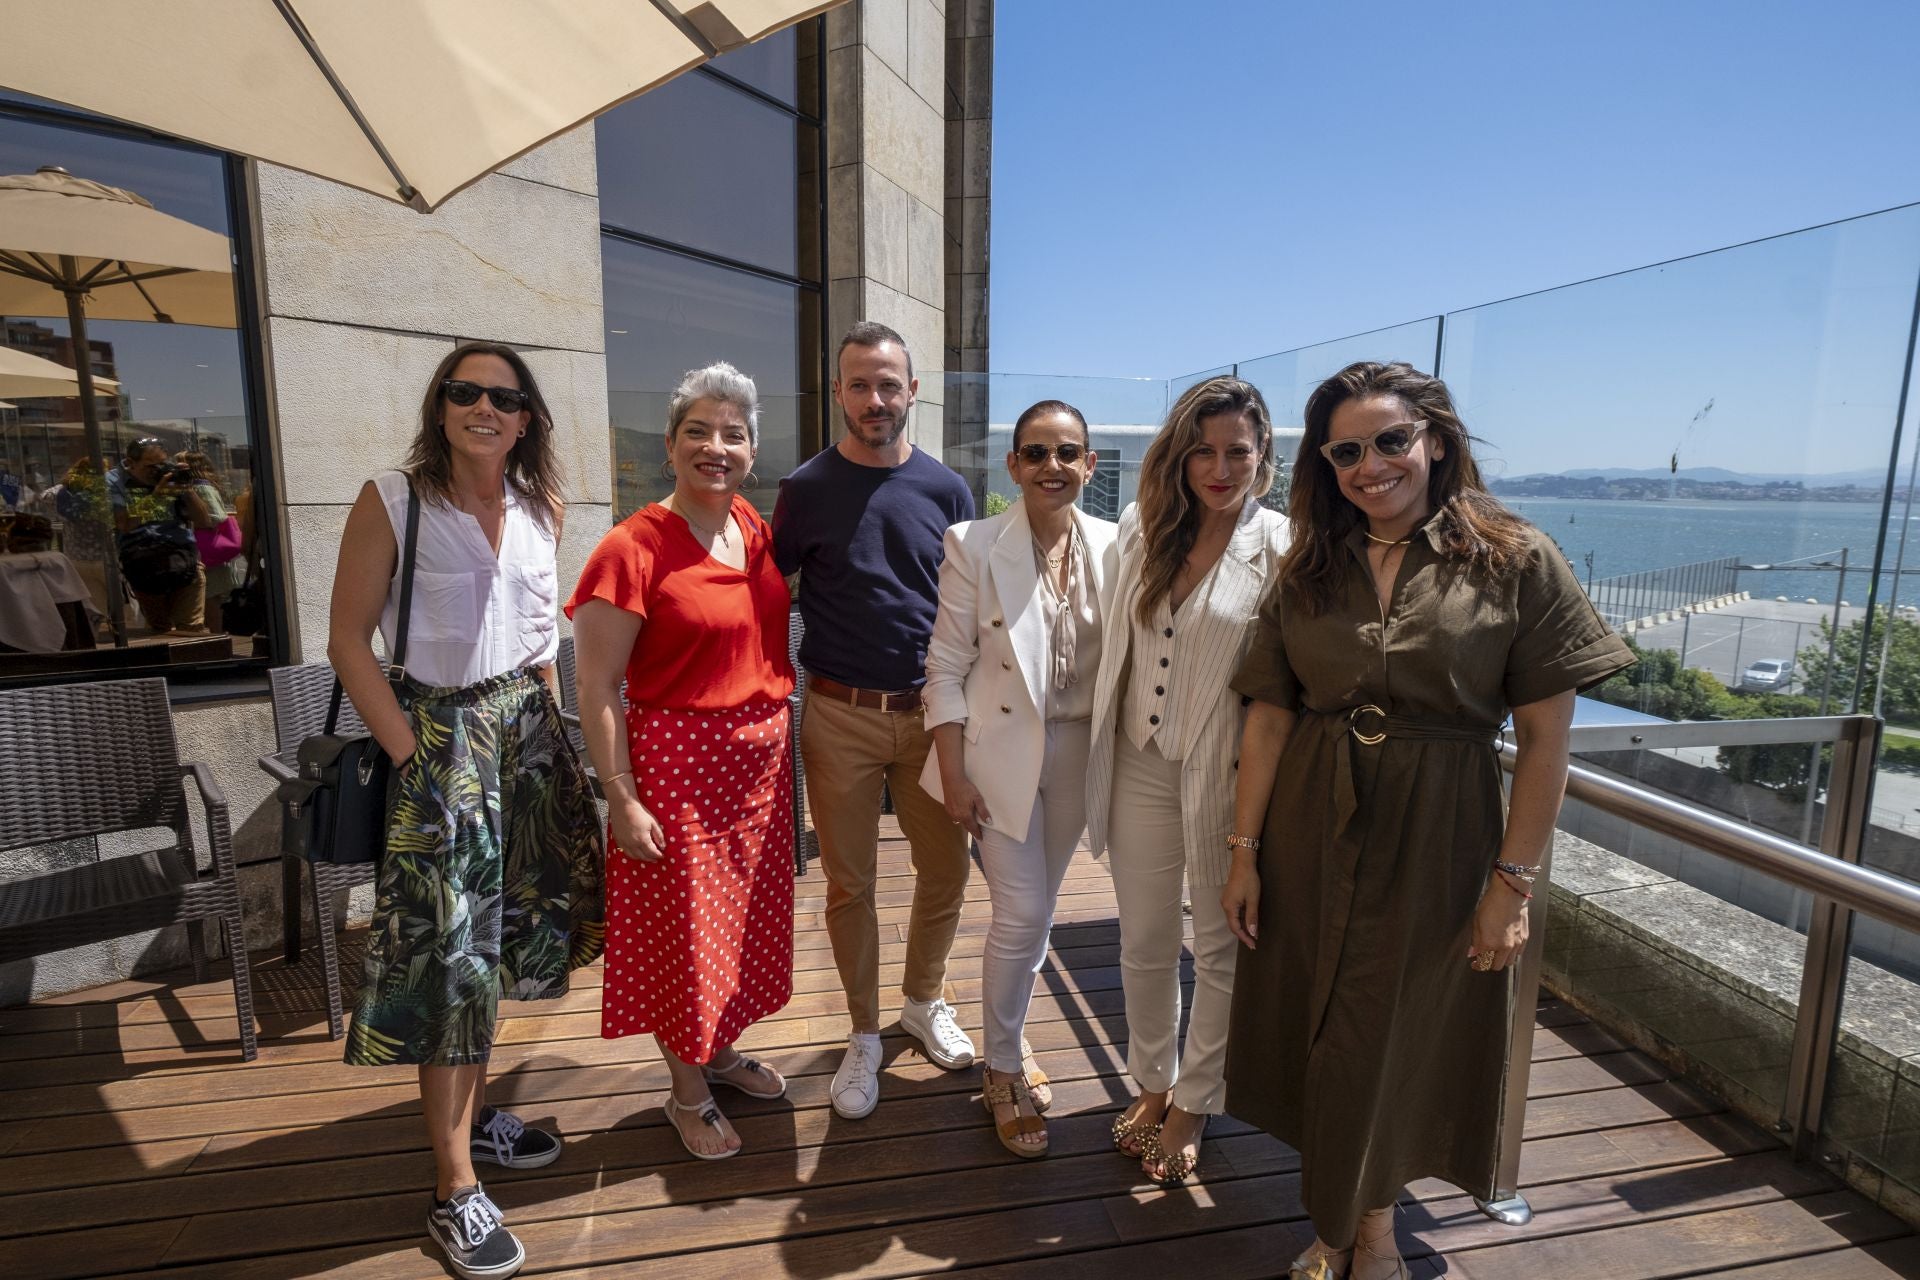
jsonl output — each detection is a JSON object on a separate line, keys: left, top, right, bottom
{"left": 1220, "top": 361, "right": 1632, "bottom": 1279}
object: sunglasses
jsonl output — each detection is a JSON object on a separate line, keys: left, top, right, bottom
{"left": 1319, "top": 420, "right": 1428, "bottom": 470}
{"left": 1016, "top": 442, "right": 1088, "bottom": 466}
{"left": 442, "top": 379, "right": 531, "bottom": 414}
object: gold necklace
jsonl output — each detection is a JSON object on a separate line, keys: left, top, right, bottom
{"left": 674, "top": 500, "right": 731, "bottom": 545}
{"left": 1364, "top": 529, "right": 1414, "bottom": 547}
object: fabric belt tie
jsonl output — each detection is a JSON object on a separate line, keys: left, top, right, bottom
{"left": 1301, "top": 704, "right": 1501, "bottom": 1048}
{"left": 1314, "top": 704, "right": 1499, "bottom": 842}
{"left": 808, "top": 674, "right": 923, "bottom": 713}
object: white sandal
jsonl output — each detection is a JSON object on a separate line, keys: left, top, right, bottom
{"left": 703, "top": 1052, "right": 787, "bottom": 1100}
{"left": 664, "top": 1093, "right": 739, "bottom": 1161}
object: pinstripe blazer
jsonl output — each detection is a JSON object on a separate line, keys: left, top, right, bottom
{"left": 1085, "top": 499, "right": 1289, "bottom": 886}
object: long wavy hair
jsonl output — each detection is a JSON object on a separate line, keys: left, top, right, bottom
{"left": 406, "top": 341, "right": 564, "bottom": 530}
{"left": 1280, "top": 360, "right": 1531, "bottom": 616}
{"left": 1134, "top": 376, "right": 1278, "bottom": 625}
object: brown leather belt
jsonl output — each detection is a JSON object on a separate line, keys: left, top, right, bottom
{"left": 808, "top": 674, "right": 923, "bottom": 713}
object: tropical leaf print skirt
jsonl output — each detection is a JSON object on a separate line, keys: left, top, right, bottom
{"left": 345, "top": 669, "right": 606, "bottom": 1068}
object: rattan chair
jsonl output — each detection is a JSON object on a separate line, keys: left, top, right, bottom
{"left": 262, "top": 662, "right": 375, "bottom": 1041}
{"left": 0, "top": 677, "right": 259, "bottom": 1060}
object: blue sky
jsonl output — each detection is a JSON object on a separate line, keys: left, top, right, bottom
{"left": 991, "top": 0, "right": 1920, "bottom": 476}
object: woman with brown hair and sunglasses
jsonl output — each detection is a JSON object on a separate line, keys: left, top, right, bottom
{"left": 922, "top": 399, "right": 1118, "bottom": 1158}
{"left": 329, "top": 342, "right": 604, "bottom": 1280}
{"left": 1220, "top": 362, "right": 1631, "bottom": 1279}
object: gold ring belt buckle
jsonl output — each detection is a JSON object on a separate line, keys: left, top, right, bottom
{"left": 1349, "top": 704, "right": 1387, "bottom": 746}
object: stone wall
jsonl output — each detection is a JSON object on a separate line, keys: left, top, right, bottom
{"left": 944, "top": 0, "right": 992, "bottom": 498}
{"left": 825, "top": 0, "right": 953, "bottom": 457}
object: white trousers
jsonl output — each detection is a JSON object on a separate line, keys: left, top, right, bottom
{"left": 1107, "top": 731, "right": 1238, "bottom": 1114}
{"left": 976, "top": 718, "right": 1091, "bottom": 1073}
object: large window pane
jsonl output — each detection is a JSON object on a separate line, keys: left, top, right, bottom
{"left": 0, "top": 112, "right": 268, "bottom": 675}
{"left": 602, "top": 239, "right": 810, "bottom": 519}
{"left": 710, "top": 27, "right": 799, "bottom": 107}
{"left": 596, "top": 73, "right": 799, "bottom": 276}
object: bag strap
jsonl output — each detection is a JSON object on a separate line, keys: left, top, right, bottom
{"left": 327, "top": 476, "right": 422, "bottom": 734}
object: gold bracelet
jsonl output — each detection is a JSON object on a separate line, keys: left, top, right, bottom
{"left": 1226, "top": 833, "right": 1261, "bottom": 852}
{"left": 602, "top": 769, "right": 633, "bottom": 787}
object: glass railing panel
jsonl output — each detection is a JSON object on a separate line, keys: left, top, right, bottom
{"left": 1238, "top": 317, "right": 1442, "bottom": 428}
{"left": 1825, "top": 918, "right": 1920, "bottom": 1216}
{"left": 1548, "top": 714, "right": 1840, "bottom": 1125}
{"left": 1164, "top": 364, "right": 1235, "bottom": 414}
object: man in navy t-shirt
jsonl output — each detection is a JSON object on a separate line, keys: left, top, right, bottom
{"left": 773, "top": 321, "right": 977, "bottom": 1121}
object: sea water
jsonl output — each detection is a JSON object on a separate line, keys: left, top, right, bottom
{"left": 1507, "top": 498, "right": 1920, "bottom": 608}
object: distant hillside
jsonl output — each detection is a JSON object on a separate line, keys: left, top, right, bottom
{"left": 1550, "top": 466, "right": 1887, "bottom": 486}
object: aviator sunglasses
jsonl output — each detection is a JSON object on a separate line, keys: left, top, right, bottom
{"left": 1016, "top": 441, "right": 1088, "bottom": 465}
{"left": 442, "top": 379, "right": 531, "bottom": 415}
{"left": 1319, "top": 419, "right": 1429, "bottom": 470}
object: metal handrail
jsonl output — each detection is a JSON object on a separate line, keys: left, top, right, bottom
{"left": 1480, "top": 711, "right": 1913, "bottom": 1223}
{"left": 1505, "top": 742, "right": 1920, "bottom": 934}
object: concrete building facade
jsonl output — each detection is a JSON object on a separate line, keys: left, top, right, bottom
{"left": 0, "top": 0, "right": 993, "bottom": 1000}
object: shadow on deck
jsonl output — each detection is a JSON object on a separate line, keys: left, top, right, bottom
{"left": 1, "top": 830, "right": 1917, "bottom": 1278}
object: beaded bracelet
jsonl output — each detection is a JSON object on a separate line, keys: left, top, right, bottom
{"left": 1493, "top": 858, "right": 1542, "bottom": 883}
{"left": 1493, "top": 868, "right": 1534, "bottom": 900}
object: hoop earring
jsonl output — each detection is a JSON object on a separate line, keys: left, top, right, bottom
{"left": 660, "top": 459, "right": 675, "bottom": 481}
{"left": 742, "top": 468, "right": 759, "bottom": 492}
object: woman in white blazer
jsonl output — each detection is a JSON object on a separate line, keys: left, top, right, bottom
{"left": 1085, "top": 376, "right": 1288, "bottom": 1186}
{"left": 923, "top": 400, "right": 1119, "bottom": 1159}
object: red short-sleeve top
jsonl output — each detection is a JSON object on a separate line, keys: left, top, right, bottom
{"left": 565, "top": 496, "right": 795, "bottom": 710}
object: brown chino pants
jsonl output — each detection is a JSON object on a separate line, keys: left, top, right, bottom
{"left": 799, "top": 687, "right": 972, "bottom": 1031}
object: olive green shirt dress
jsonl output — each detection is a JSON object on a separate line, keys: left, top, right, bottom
{"left": 1227, "top": 519, "right": 1632, "bottom": 1247}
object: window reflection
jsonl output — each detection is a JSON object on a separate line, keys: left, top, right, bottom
{"left": 0, "top": 111, "right": 265, "bottom": 672}
{"left": 596, "top": 73, "right": 800, "bottom": 276}
{"left": 602, "top": 240, "right": 809, "bottom": 519}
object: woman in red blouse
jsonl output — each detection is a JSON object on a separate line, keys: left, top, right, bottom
{"left": 567, "top": 362, "right": 797, "bottom": 1161}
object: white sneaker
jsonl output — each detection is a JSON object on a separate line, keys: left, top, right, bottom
{"left": 831, "top": 1033, "right": 883, "bottom": 1119}
{"left": 900, "top": 995, "right": 975, "bottom": 1070}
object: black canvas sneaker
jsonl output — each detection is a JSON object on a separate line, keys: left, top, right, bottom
{"left": 427, "top": 1184, "right": 525, "bottom": 1280}
{"left": 471, "top": 1106, "right": 562, "bottom": 1169}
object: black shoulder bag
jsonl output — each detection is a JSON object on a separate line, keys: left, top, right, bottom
{"left": 278, "top": 480, "right": 422, "bottom": 864}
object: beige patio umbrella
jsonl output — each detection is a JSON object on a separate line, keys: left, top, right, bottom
{"left": 0, "top": 167, "right": 237, "bottom": 645}
{"left": 0, "top": 348, "right": 120, "bottom": 400}
{"left": 0, "top": 0, "right": 843, "bottom": 213}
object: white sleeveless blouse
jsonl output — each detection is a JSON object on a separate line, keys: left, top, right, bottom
{"left": 373, "top": 470, "right": 559, "bottom": 688}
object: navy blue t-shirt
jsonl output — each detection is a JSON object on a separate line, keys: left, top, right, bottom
{"left": 773, "top": 444, "right": 974, "bottom": 690}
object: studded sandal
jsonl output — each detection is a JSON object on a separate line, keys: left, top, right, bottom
{"left": 1140, "top": 1123, "right": 1201, "bottom": 1189}
{"left": 982, "top": 1070, "right": 1048, "bottom": 1159}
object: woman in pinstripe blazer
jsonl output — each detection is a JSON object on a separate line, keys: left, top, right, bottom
{"left": 1085, "top": 377, "right": 1288, "bottom": 1186}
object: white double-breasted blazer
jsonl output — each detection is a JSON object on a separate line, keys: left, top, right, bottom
{"left": 920, "top": 499, "right": 1120, "bottom": 844}
{"left": 1084, "top": 499, "right": 1289, "bottom": 886}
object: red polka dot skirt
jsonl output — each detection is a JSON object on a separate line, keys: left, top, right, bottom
{"left": 602, "top": 700, "right": 794, "bottom": 1063}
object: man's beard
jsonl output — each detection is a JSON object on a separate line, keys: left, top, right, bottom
{"left": 844, "top": 405, "right": 907, "bottom": 448}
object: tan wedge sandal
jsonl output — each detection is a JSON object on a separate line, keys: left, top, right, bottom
{"left": 1019, "top": 1038, "right": 1052, "bottom": 1112}
{"left": 981, "top": 1069, "right": 1048, "bottom": 1159}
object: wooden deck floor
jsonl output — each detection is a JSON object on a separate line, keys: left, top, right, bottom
{"left": 3, "top": 830, "right": 1918, "bottom": 1279}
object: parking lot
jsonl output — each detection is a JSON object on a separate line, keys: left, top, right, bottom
{"left": 1631, "top": 600, "right": 1865, "bottom": 695}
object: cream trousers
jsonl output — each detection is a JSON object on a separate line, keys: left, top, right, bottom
{"left": 1107, "top": 731, "right": 1237, "bottom": 1114}
{"left": 976, "top": 718, "right": 1091, "bottom": 1074}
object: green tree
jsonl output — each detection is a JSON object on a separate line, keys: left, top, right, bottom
{"left": 1795, "top": 608, "right": 1920, "bottom": 719}
{"left": 983, "top": 490, "right": 1011, "bottom": 516}
{"left": 1716, "top": 691, "right": 1824, "bottom": 798}
{"left": 1587, "top": 638, "right": 1735, "bottom": 721}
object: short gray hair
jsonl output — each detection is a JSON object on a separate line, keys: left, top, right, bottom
{"left": 666, "top": 361, "right": 760, "bottom": 446}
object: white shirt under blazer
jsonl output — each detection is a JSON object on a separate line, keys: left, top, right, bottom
{"left": 373, "top": 469, "right": 561, "bottom": 689}
{"left": 1085, "top": 499, "right": 1290, "bottom": 885}
{"left": 920, "top": 499, "right": 1120, "bottom": 844}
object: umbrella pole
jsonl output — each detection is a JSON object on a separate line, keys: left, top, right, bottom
{"left": 61, "top": 267, "right": 129, "bottom": 648}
